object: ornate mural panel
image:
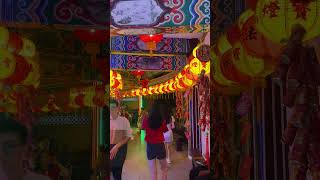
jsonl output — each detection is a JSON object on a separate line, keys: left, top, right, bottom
{"left": 0, "top": 0, "right": 108, "bottom": 27}
{"left": 110, "top": 54, "right": 186, "bottom": 71}
{"left": 111, "top": 0, "right": 210, "bottom": 28}
{"left": 111, "top": 35, "right": 190, "bottom": 54}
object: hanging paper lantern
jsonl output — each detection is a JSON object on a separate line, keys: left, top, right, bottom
{"left": 184, "top": 65, "right": 198, "bottom": 81}
{"left": 161, "top": 83, "right": 167, "bottom": 93}
{"left": 139, "top": 34, "right": 163, "bottom": 43}
{"left": 220, "top": 49, "right": 252, "bottom": 85}
{"left": 256, "top": 0, "right": 320, "bottom": 43}
{"left": 19, "top": 38, "right": 36, "bottom": 58}
{"left": 131, "top": 70, "right": 145, "bottom": 80}
{"left": 239, "top": 10, "right": 282, "bottom": 61}
{"left": 148, "top": 87, "right": 153, "bottom": 95}
{"left": 195, "top": 45, "right": 210, "bottom": 63}
{"left": 168, "top": 80, "right": 175, "bottom": 91}
{"left": 189, "top": 58, "right": 202, "bottom": 76}
{"left": 164, "top": 82, "right": 170, "bottom": 92}
{"left": 231, "top": 43, "right": 265, "bottom": 77}
{"left": 7, "top": 32, "right": 23, "bottom": 53}
{"left": 110, "top": 70, "right": 123, "bottom": 90}
{"left": 75, "top": 94, "right": 85, "bottom": 107}
{"left": 140, "top": 79, "right": 149, "bottom": 88}
{"left": 158, "top": 84, "right": 164, "bottom": 94}
{"left": 136, "top": 89, "right": 142, "bottom": 96}
{"left": 154, "top": 85, "right": 160, "bottom": 94}
{"left": 4, "top": 54, "right": 32, "bottom": 85}
{"left": 0, "top": 49, "right": 16, "bottom": 79}
{"left": 142, "top": 88, "right": 148, "bottom": 96}
{"left": 0, "top": 27, "right": 9, "bottom": 48}
{"left": 211, "top": 49, "right": 235, "bottom": 86}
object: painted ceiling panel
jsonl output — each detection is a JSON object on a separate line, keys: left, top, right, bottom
{"left": 111, "top": 35, "right": 190, "bottom": 54}
{"left": 0, "top": 0, "right": 108, "bottom": 27}
{"left": 110, "top": 0, "right": 210, "bottom": 28}
{"left": 110, "top": 54, "right": 186, "bottom": 71}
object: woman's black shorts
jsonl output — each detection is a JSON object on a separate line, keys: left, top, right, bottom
{"left": 146, "top": 143, "right": 166, "bottom": 160}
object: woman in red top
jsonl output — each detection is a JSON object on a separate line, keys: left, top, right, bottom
{"left": 142, "top": 101, "right": 169, "bottom": 180}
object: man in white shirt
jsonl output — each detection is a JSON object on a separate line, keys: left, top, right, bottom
{"left": 110, "top": 100, "right": 132, "bottom": 180}
{"left": 0, "top": 113, "right": 51, "bottom": 180}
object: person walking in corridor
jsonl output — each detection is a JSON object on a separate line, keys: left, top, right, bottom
{"left": 142, "top": 101, "right": 169, "bottom": 180}
{"left": 110, "top": 100, "right": 132, "bottom": 180}
{"left": 164, "top": 108, "right": 175, "bottom": 164}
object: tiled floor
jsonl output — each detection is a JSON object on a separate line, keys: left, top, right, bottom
{"left": 111, "top": 130, "right": 192, "bottom": 180}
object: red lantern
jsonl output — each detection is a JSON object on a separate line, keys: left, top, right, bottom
{"left": 7, "top": 33, "right": 23, "bottom": 53}
{"left": 139, "top": 34, "right": 163, "bottom": 43}
{"left": 220, "top": 50, "right": 252, "bottom": 85}
{"left": 240, "top": 15, "right": 282, "bottom": 61}
{"left": 140, "top": 79, "right": 149, "bottom": 88}
{"left": 131, "top": 70, "right": 145, "bottom": 80}
{"left": 73, "top": 29, "right": 109, "bottom": 44}
{"left": 4, "top": 54, "right": 32, "bottom": 85}
{"left": 139, "top": 34, "right": 163, "bottom": 53}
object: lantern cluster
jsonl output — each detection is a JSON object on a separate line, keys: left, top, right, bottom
{"left": 119, "top": 44, "right": 210, "bottom": 98}
{"left": 255, "top": 0, "right": 320, "bottom": 43}
{"left": 0, "top": 26, "right": 40, "bottom": 89}
{"left": 0, "top": 27, "right": 40, "bottom": 112}
{"left": 110, "top": 70, "right": 123, "bottom": 98}
{"left": 211, "top": 9, "right": 284, "bottom": 95}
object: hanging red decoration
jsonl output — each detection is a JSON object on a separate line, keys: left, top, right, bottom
{"left": 196, "top": 45, "right": 210, "bottom": 62}
{"left": 131, "top": 70, "right": 145, "bottom": 80}
{"left": 73, "top": 29, "right": 109, "bottom": 44}
{"left": 140, "top": 79, "right": 149, "bottom": 88}
{"left": 7, "top": 32, "right": 23, "bottom": 53}
{"left": 139, "top": 34, "right": 163, "bottom": 43}
{"left": 4, "top": 54, "right": 32, "bottom": 85}
{"left": 220, "top": 50, "right": 252, "bottom": 85}
{"left": 240, "top": 15, "right": 282, "bottom": 61}
{"left": 139, "top": 34, "right": 163, "bottom": 53}
{"left": 292, "top": 2, "right": 310, "bottom": 19}
{"left": 198, "top": 74, "right": 210, "bottom": 131}
{"left": 262, "top": 1, "right": 281, "bottom": 18}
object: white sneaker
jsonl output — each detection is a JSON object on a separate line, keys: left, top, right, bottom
{"left": 166, "top": 159, "right": 171, "bottom": 164}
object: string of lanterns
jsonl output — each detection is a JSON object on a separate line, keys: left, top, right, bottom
{"left": 118, "top": 44, "right": 210, "bottom": 98}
